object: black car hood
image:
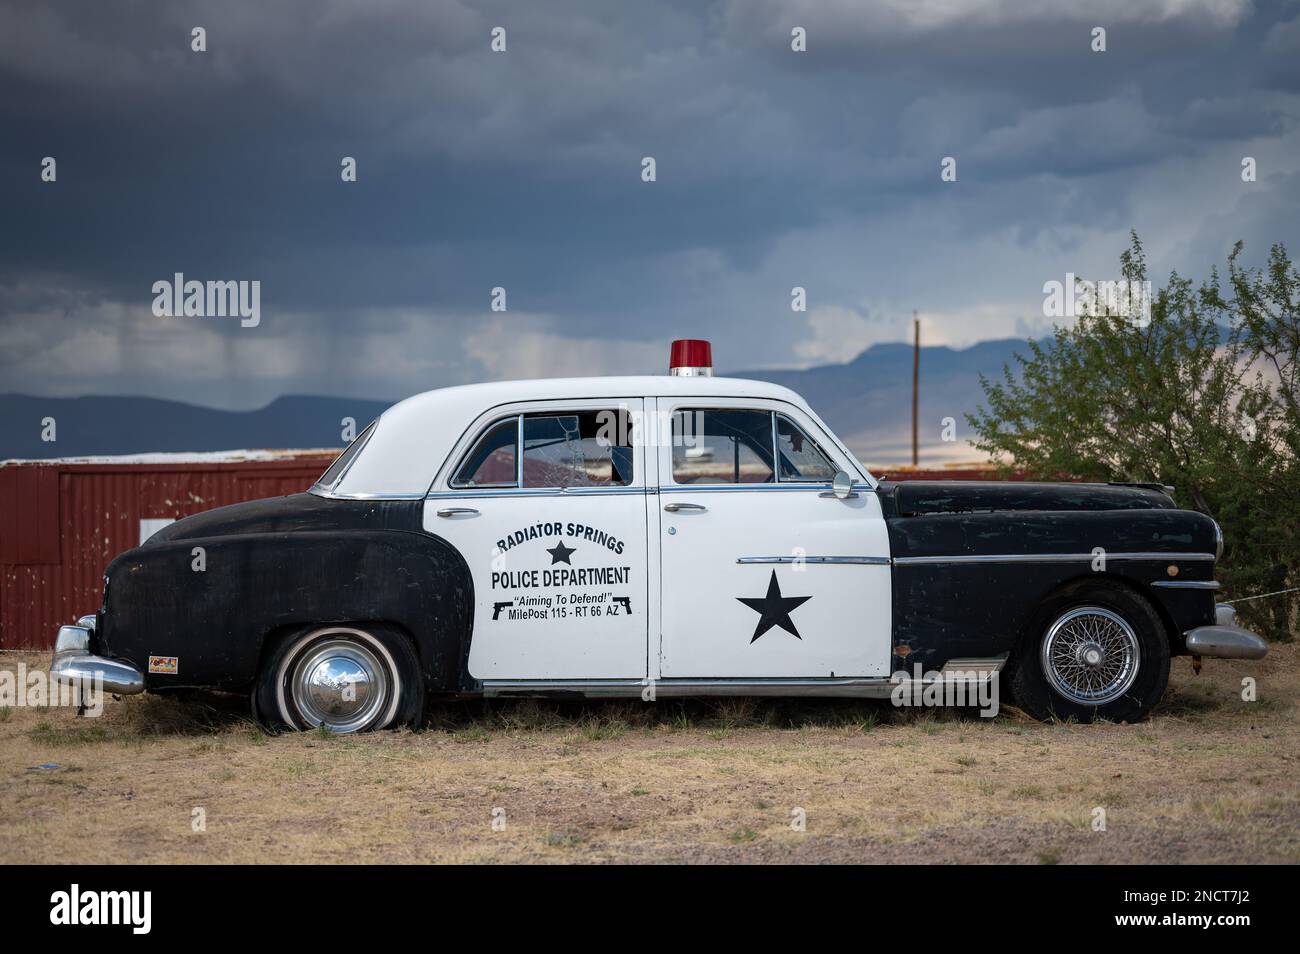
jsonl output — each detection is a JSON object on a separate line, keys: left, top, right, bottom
{"left": 878, "top": 481, "right": 1176, "bottom": 517}
{"left": 145, "top": 492, "right": 422, "bottom": 544}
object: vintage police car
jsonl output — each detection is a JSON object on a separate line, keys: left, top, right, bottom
{"left": 51, "top": 339, "right": 1267, "bottom": 731}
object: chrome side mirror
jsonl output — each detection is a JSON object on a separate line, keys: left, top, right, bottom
{"left": 832, "top": 471, "right": 854, "bottom": 500}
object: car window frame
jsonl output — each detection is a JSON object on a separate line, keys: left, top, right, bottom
{"left": 660, "top": 397, "right": 867, "bottom": 490}
{"left": 667, "top": 407, "right": 838, "bottom": 486}
{"left": 449, "top": 414, "right": 522, "bottom": 489}
{"left": 773, "top": 412, "right": 838, "bottom": 483}
{"left": 520, "top": 409, "right": 635, "bottom": 490}
{"left": 670, "top": 406, "right": 777, "bottom": 486}
{"left": 444, "top": 404, "right": 641, "bottom": 493}
{"left": 313, "top": 419, "right": 378, "bottom": 492}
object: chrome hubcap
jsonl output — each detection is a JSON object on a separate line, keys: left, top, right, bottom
{"left": 290, "top": 638, "right": 390, "bottom": 733}
{"left": 1077, "top": 642, "right": 1104, "bottom": 668}
{"left": 1042, "top": 606, "right": 1141, "bottom": 706}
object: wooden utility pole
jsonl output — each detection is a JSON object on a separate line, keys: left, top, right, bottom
{"left": 911, "top": 312, "right": 920, "bottom": 467}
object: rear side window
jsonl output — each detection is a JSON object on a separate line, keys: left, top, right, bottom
{"left": 671, "top": 409, "right": 774, "bottom": 484}
{"left": 453, "top": 418, "right": 518, "bottom": 487}
{"left": 522, "top": 410, "right": 633, "bottom": 488}
{"left": 317, "top": 420, "right": 376, "bottom": 489}
{"left": 452, "top": 409, "right": 635, "bottom": 489}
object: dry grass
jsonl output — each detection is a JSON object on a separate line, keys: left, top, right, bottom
{"left": 1, "top": 643, "right": 1296, "bottom": 864}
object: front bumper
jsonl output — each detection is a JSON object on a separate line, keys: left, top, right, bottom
{"left": 50, "top": 616, "right": 145, "bottom": 695}
{"left": 1182, "top": 604, "right": 1269, "bottom": 661}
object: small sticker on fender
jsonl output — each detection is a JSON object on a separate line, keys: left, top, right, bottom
{"left": 148, "top": 655, "right": 178, "bottom": 675}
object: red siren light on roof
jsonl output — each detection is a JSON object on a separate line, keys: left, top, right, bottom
{"left": 669, "top": 339, "right": 713, "bottom": 377}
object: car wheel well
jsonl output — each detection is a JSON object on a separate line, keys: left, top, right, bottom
{"left": 256, "top": 620, "right": 422, "bottom": 673}
{"left": 1013, "top": 573, "right": 1178, "bottom": 659}
{"left": 1006, "top": 573, "right": 1173, "bottom": 722}
{"left": 251, "top": 620, "right": 426, "bottom": 732}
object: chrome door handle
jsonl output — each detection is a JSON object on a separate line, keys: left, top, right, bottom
{"left": 436, "top": 507, "right": 480, "bottom": 518}
{"left": 663, "top": 502, "right": 707, "bottom": 513}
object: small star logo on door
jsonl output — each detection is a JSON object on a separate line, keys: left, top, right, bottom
{"left": 737, "top": 570, "right": 811, "bottom": 643}
{"left": 546, "top": 540, "right": 577, "bottom": 565}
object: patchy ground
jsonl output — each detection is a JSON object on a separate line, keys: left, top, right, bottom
{"left": 0, "top": 644, "right": 1296, "bottom": 864}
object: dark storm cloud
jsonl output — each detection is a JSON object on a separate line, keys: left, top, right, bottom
{"left": 1, "top": 0, "right": 1298, "bottom": 408}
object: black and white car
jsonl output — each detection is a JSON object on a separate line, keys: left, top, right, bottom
{"left": 52, "top": 340, "right": 1267, "bottom": 731}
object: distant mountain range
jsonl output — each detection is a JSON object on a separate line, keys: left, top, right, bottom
{"left": 734, "top": 337, "right": 1029, "bottom": 464}
{"left": 1, "top": 337, "right": 1030, "bottom": 465}
{"left": 0, "top": 394, "right": 391, "bottom": 462}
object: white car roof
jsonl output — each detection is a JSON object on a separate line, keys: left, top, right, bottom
{"left": 329, "top": 375, "right": 866, "bottom": 496}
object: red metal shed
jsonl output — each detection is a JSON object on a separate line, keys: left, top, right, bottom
{"left": 0, "top": 451, "right": 336, "bottom": 650}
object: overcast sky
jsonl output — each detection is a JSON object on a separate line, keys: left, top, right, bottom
{"left": 2, "top": 0, "right": 1298, "bottom": 409}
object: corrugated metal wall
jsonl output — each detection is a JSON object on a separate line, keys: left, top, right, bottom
{"left": 0, "top": 456, "right": 334, "bottom": 650}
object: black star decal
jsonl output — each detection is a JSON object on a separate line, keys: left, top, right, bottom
{"left": 736, "top": 571, "right": 812, "bottom": 643}
{"left": 546, "top": 539, "right": 577, "bottom": 565}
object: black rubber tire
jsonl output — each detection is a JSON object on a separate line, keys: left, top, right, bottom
{"left": 1008, "top": 582, "right": 1170, "bottom": 723}
{"left": 254, "top": 623, "right": 424, "bottom": 733}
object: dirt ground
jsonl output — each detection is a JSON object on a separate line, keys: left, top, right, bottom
{"left": 0, "top": 644, "right": 1296, "bottom": 864}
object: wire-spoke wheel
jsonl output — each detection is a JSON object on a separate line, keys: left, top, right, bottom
{"left": 1040, "top": 606, "right": 1141, "bottom": 706}
{"left": 1009, "top": 583, "right": 1170, "bottom": 723}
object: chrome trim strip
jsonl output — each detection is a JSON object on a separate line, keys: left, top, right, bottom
{"left": 330, "top": 419, "right": 377, "bottom": 490}
{"left": 770, "top": 411, "right": 779, "bottom": 479}
{"left": 894, "top": 551, "right": 1216, "bottom": 566}
{"left": 310, "top": 489, "right": 428, "bottom": 501}
{"left": 737, "top": 555, "right": 890, "bottom": 566}
{"left": 660, "top": 482, "right": 873, "bottom": 494}
{"left": 1152, "top": 580, "right": 1221, "bottom": 590}
{"left": 482, "top": 677, "right": 902, "bottom": 699}
{"left": 515, "top": 412, "right": 524, "bottom": 486}
{"left": 425, "top": 486, "right": 648, "bottom": 500}
{"left": 938, "top": 654, "right": 1009, "bottom": 675}
{"left": 482, "top": 667, "right": 1003, "bottom": 700}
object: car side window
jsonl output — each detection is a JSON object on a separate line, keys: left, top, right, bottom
{"left": 317, "top": 420, "right": 376, "bottom": 489}
{"left": 776, "top": 414, "right": 836, "bottom": 481}
{"left": 672, "top": 409, "right": 774, "bottom": 484}
{"left": 452, "top": 418, "right": 518, "bottom": 487}
{"left": 522, "top": 409, "right": 633, "bottom": 488}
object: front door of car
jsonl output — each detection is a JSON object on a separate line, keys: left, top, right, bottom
{"left": 654, "top": 399, "right": 892, "bottom": 679}
{"left": 423, "top": 400, "right": 648, "bottom": 680}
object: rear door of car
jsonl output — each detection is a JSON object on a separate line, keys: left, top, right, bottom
{"left": 423, "top": 399, "right": 649, "bottom": 680}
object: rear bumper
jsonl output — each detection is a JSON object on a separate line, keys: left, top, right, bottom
{"left": 50, "top": 618, "right": 145, "bottom": 695}
{"left": 1184, "top": 605, "right": 1269, "bottom": 660}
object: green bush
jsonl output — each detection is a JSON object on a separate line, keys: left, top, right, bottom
{"left": 968, "top": 234, "right": 1298, "bottom": 640}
